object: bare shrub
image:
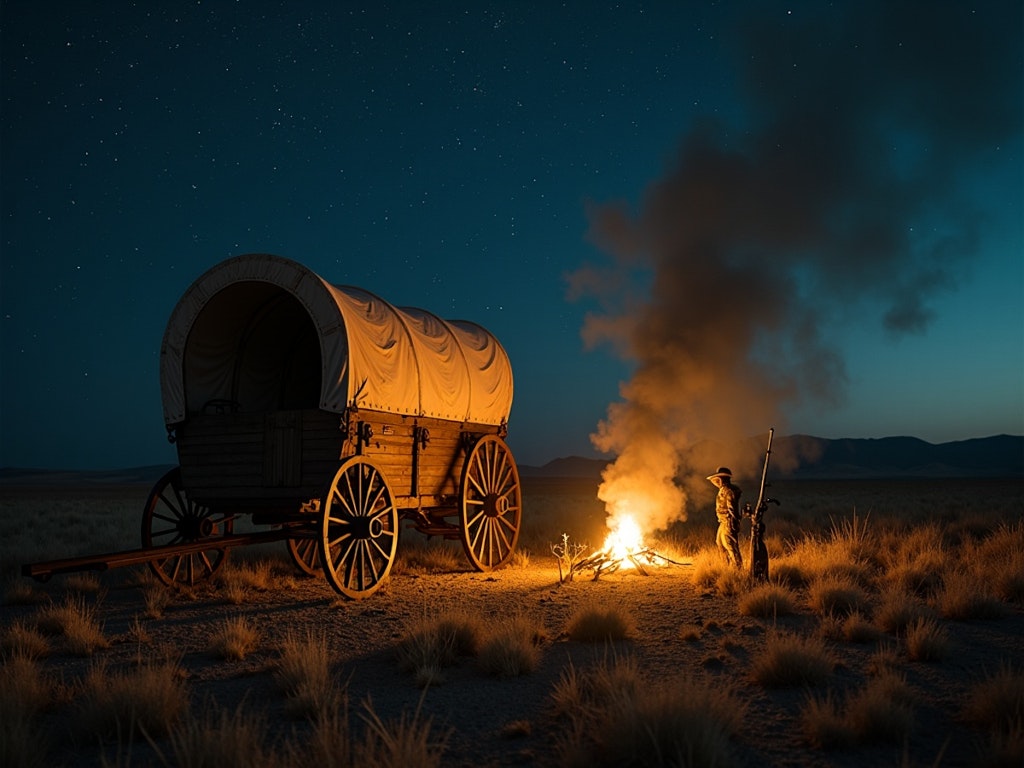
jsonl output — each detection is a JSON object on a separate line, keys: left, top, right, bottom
{"left": 550, "top": 655, "right": 745, "bottom": 768}
{"left": 75, "top": 660, "right": 187, "bottom": 740}
{"left": 167, "top": 703, "right": 277, "bottom": 768}
{"left": 565, "top": 602, "right": 635, "bottom": 642}
{"left": 904, "top": 617, "right": 950, "bottom": 662}
{"left": 275, "top": 629, "right": 337, "bottom": 718}
{"left": 34, "top": 594, "right": 109, "bottom": 656}
{"left": 874, "top": 589, "right": 934, "bottom": 636}
{"left": 806, "top": 574, "right": 870, "bottom": 617}
{"left": 208, "top": 616, "right": 260, "bottom": 661}
{"left": 476, "top": 614, "right": 544, "bottom": 678}
{"left": 751, "top": 630, "right": 833, "bottom": 688}
{"left": 737, "top": 583, "right": 797, "bottom": 618}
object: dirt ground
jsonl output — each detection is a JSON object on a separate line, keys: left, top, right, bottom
{"left": 4, "top": 548, "right": 1023, "bottom": 768}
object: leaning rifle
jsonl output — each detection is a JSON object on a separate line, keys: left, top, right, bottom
{"left": 746, "top": 427, "right": 779, "bottom": 582}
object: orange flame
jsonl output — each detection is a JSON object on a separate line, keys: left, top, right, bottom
{"left": 601, "top": 514, "right": 645, "bottom": 569}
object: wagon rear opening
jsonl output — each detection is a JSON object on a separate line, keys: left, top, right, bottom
{"left": 24, "top": 254, "right": 523, "bottom": 600}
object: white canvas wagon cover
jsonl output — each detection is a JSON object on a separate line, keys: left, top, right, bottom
{"left": 160, "top": 254, "right": 513, "bottom": 426}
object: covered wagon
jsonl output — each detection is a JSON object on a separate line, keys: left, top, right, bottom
{"left": 30, "top": 254, "right": 522, "bottom": 599}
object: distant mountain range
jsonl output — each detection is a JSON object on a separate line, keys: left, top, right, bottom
{"left": 1, "top": 435, "right": 1021, "bottom": 484}
{"left": 519, "top": 434, "right": 1024, "bottom": 480}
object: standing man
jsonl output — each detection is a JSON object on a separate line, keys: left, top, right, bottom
{"left": 707, "top": 467, "right": 743, "bottom": 568}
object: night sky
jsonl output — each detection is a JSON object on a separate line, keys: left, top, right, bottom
{"left": 2, "top": 2, "right": 1022, "bottom": 472}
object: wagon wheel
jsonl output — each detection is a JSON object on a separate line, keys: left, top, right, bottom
{"left": 319, "top": 457, "right": 398, "bottom": 599}
{"left": 459, "top": 434, "right": 522, "bottom": 571}
{"left": 142, "top": 467, "right": 232, "bottom": 588}
{"left": 286, "top": 536, "right": 320, "bottom": 575}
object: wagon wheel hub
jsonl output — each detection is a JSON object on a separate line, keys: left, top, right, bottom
{"left": 179, "top": 514, "right": 214, "bottom": 540}
{"left": 482, "top": 492, "right": 508, "bottom": 518}
{"left": 346, "top": 514, "right": 385, "bottom": 540}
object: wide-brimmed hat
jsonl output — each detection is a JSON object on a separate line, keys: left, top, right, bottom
{"left": 706, "top": 467, "right": 732, "bottom": 481}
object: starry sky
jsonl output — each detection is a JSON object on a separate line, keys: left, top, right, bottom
{"left": 2, "top": 1, "right": 1022, "bottom": 472}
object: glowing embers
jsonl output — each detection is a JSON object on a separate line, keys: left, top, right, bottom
{"left": 572, "top": 512, "right": 684, "bottom": 579}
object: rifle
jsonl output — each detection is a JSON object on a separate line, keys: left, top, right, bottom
{"left": 747, "top": 428, "right": 778, "bottom": 582}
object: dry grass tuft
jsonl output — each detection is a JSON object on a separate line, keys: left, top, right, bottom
{"left": 806, "top": 574, "right": 870, "bottom": 617}
{"left": 1, "top": 654, "right": 57, "bottom": 768}
{"left": 904, "top": 617, "right": 950, "bottom": 662}
{"left": 275, "top": 629, "right": 337, "bottom": 718}
{"left": 2, "top": 620, "right": 50, "bottom": 659}
{"left": 75, "top": 659, "right": 187, "bottom": 740}
{"left": 34, "top": 594, "right": 109, "bottom": 656}
{"left": 396, "top": 609, "right": 484, "bottom": 686}
{"left": 737, "top": 583, "right": 798, "bottom": 618}
{"left": 841, "top": 611, "right": 886, "bottom": 644}
{"left": 358, "top": 698, "right": 449, "bottom": 768}
{"left": 961, "top": 664, "right": 1024, "bottom": 735}
{"left": 803, "top": 669, "right": 915, "bottom": 748}
{"left": 208, "top": 615, "right": 261, "bottom": 661}
{"left": 845, "top": 670, "right": 915, "bottom": 743}
{"left": 565, "top": 602, "right": 635, "bottom": 642}
{"left": 550, "top": 655, "right": 745, "bottom": 767}
{"left": 936, "top": 571, "right": 1010, "bottom": 620}
{"left": 874, "top": 590, "right": 934, "bottom": 636}
{"left": 168, "top": 703, "right": 277, "bottom": 768}
{"left": 751, "top": 630, "right": 833, "bottom": 688}
{"left": 476, "top": 613, "right": 544, "bottom": 678}
{"left": 3, "top": 579, "right": 48, "bottom": 606}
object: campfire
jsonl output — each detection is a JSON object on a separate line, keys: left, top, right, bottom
{"left": 555, "top": 513, "right": 687, "bottom": 581}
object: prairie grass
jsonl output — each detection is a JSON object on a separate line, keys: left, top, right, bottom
{"left": 3, "top": 579, "right": 47, "bottom": 606}
{"left": 395, "top": 609, "right": 484, "bottom": 686}
{"left": 358, "top": 698, "right": 448, "bottom": 768}
{"left": 275, "top": 629, "right": 337, "bottom": 718}
{"left": 737, "top": 582, "right": 798, "bottom": 618}
{"left": 750, "top": 630, "right": 833, "bottom": 688}
{"left": 904, "top": 616, "right": 950, "bottom": 662}
{"left": 936, "top": 571, "right": 1009, "bottom": 620}
{"left": 840, "top": 611, "right": 886, "bottom": 644}
{"left": 166, "top": 703, "right": 277, "bottom": 768}
{"left": 802, "top": 669, "right": 915, "bottom": 748}
{"left": 476, "top": 613, "right": 544, "bottom": 678}
{"left": 217, "top": 558, "right": 275, "bottom": 602}
{"left": 208, "top": 615, "right": 261, "bottom": 661}
{"left": 0, "top": 654, "right": 56, "bottom": 768}
{"left": 550, "top": 655, "right": 745, "bottom": 768}
{"left": 565, "top": 601, "right": 635, "bottom": 642}
{"left": 844, "top": 670, "right": 915, "bottom": 743}
{"left": 688, "top": 548, "right": 728, "bottom": 589}
{"left": 34, "top": 594, "right": 109, "bottom": 655}
{"left": 874, "top": 589, "right": 934, "bottom": 636}
{"left": 75, "top": 660, "right": 187, "bottom": 740}
{"left": 393, "top": 539, "right": 465, "bottom": 576}
{"left": 2, "top": 620, "right": 51, "bottom": 659}
{"left": 806, "top": 573, "right": 870, "bottom": 618}
{"left": 960, "top": 664, "right": 1024, "bottom": 734}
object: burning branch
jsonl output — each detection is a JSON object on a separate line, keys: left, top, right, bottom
{"left": 566, "top": 515, "right": 691, "bottom": 581}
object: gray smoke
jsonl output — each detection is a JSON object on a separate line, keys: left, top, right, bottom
{"left": 569, "top": 2, "right": 1022, "bottom": 531}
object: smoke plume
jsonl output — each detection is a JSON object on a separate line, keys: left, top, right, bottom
{"left": 569, "top": 3, "right": 1022, "bottom": 533}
